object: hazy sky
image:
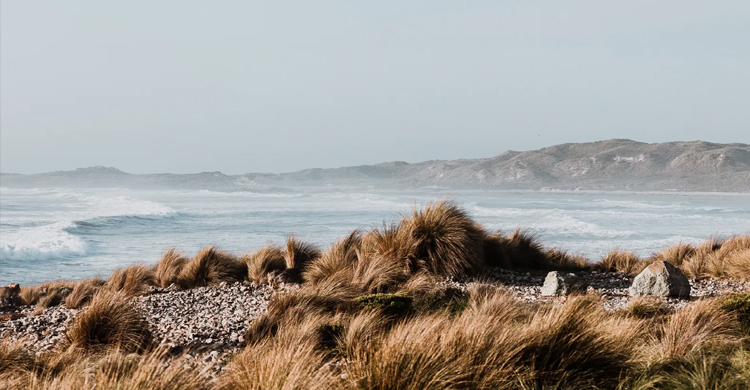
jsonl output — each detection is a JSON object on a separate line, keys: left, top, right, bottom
{"left": 2, "top": 1, "right": 749, "bottom": 174}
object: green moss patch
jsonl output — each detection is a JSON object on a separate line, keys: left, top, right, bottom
{"left": 354, "top": 294, "right": 413, "bottom": 316}
{"left": 722, "top": 292, "right": 750, "bottom": 333}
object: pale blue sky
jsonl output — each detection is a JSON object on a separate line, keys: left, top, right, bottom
{"left": 2, "top": 1, "right": 749, "bottom": 174}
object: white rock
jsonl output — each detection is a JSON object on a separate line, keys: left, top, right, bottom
{"left": 629, "top": 261, "right": 690, "bottom": 298}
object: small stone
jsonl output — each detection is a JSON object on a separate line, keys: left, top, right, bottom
{"left": 540, "top": 271, "right": 588, "bottom": 296}
{"left": 629, "top": 261, "right": 691, "bottom": 298}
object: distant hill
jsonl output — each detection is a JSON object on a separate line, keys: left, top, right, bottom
{"left": 3, "top": 140, "right": 749, "bottom": 192}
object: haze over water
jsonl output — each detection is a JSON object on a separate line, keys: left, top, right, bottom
{"left": 1, "top": 187, "right": 749, "bottom": 285}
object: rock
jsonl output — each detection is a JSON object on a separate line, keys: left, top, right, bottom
{"left": 540, "top": 272, "right": 588, "bottom": 296}
{"left": 0, "top": 283, "right": 22, "bottom": 308}
{"left": 629, "top": 261, "right": 691, "bottom": 298}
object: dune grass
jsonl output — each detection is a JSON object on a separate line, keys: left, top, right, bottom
{"left": 65, "top": 290, "right": 152, "bottom": 353}
{"left": 242, "top": 245, "right": 287, "bottom": 284}
{"left": 153, "top": 248, "right": 188, "bottom": 287}
{"left": 176, "top": 246, "right": 247, "bottom": 289}
{"left": 5, "top": 200, "right": 750, "bottom": 389}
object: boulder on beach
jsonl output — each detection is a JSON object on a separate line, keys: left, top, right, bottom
{"left": 541, "top": 271, "right": 588, "bottom": 296}
{"left": 0, "top": 283, "right": 22, "bottom": 308}
{"left": 629, "top": 261, "right": 691, "bottom": 298}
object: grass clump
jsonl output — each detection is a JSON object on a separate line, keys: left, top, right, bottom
{"left": 107, "top": 264, "right": 155, "bottom": 296}
{"left": 398, "top": 200, "right": 486, "bottom": 277}
{"left": 594, "top": 249, "right": 646, "bottom": 274}
{"left": 65, "top": 290, "right": 152, "bottom": 353}
{"left": 153, "top": 248, "right": 188, "bottom": 287}
{"left": 65, "top": 278, "right": 106, "bottom": 309}
{"left": 0, "top": 341, "right": 35, "bottom": 376}
{"left": 279, "top": 237, "right": 321, "bottom": 283}
{"left": 303, "top": 231, "right": 361, "bottom": 285}
{"left": 621, "top": 297, "right": 672, "bottom": 319}
{"left": 176, "top": 246, "right": 247, "bottom": 289}
{"left": 242, "top": 245, "right": 287, "bottom": 284}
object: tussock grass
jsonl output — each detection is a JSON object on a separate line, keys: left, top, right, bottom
{"left": 107, "top": 264, "right": 155, "bottom": 296}
{"left": 621, "top": 296, "right": 672, "bottom": 319}
{"left": 153, "top": 248, "right": 188, "bottom": 287}
{"left": 642, "top": 299, "right": 739, "bottom": 363}
{"left": 65, "top": 278, "right": 106, "bottom": 309}
{"left": 279, "top": 237, "right": 321, "bottom": 283}
{"left": 19, "top": 280, "right": 76, "bottom": 309}
{"left": 587, "top": 235, "right": 750, "bottom": 279}
{"left": 594, "top": 249, "right": 646, "bottom": 274}
{"left": 176, "top": 246, "right": 247, "bottom": 289}
{"left": 303, "top": 231, "right": 361, "bottom": 285}
{"left": 397, "top": 200, "right": 486, "bottom": 277}
{"left": 651, "top": 242, "right": 696, "bottom": 266}
{"left": 218, "top": 340, "right": 329, "bottom": 390}
{"left": 242, "top": 245, "right": 286, "bottom": 284}
{"left": 545, "top": 248, "right": 590, "bottom": 271}
{"left": 0, "top": 341, "right": 35, "bottom": 375}
{"left": 6, "top": 201, "right": 750, "bottom": 389}
{"left": 66, "top": 291, "right": 152, "bottom": 353}
{"left": 1, "top": 348, "right": 207, "bottom": 390}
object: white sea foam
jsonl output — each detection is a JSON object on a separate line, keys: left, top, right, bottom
{"left": 0, "top": 222, "right": 88, "bottom": 260}
{"left": 0, "top": 190, "right": 175, "bottom": 261}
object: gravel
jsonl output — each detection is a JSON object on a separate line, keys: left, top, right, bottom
{"left": 2, "top": 270, "right": 748, "bottom": 374}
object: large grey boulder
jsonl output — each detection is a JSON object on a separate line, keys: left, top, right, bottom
{"left": 541, "top": 272, "right": 588, "bottom": 296}
{"left": 629, "top": 261, "right": 691, "bottom": 298}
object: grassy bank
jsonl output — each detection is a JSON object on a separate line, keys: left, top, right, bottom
{"left": 2, "top": 201, "right": 749, "bottom": 389}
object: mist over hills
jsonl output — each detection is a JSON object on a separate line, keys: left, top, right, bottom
{"left": 3, "top": 140, "right": 749, "bottom": 192}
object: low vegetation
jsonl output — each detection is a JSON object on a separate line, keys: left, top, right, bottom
{"left": 3, "top": 200, "right": 750, "bottom": 389}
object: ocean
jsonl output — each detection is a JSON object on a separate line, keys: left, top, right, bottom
{"left": 1, "top": 187, "right": 749, "bottom": 285}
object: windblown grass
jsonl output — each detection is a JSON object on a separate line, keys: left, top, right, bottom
{"left": 279, "top": 237, "right": 321, "bottom": 283}
{"left": 594, "top": 249, "right": 646, "bottom": 274}
{"left": 153, "top": 248, "right": 188, "bottom": 287}
{"left": 242, "top": 245, "right": 286, "bottom": 284}
{"left": 5, "top": 201, "right": 750, "bottom": 389}
{"left": 176, "top": 246, "right": 247, "bottom": 289}
{"left": 303, "top": 231, "right": 361, "bottom": 285}
{"left": 65, "top": 291, "right": 152, "bottom": 353}
{"left": 107, "top": 264, "right": 155, "bottom": 296}
{"left": 397, "top": 200, "right": 486, "bottom": 277}
{"left": 65, "top": 277, "right": 106, "bottom": 309}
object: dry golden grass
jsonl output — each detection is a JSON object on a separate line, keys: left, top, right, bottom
{"left": 153, "top": 248, "right": 188, "bottom": 287}
{"left": 642, "top": 299, "right": 740, "bottom": 363}
{"left": 638, "top": 235, "right": 750, "bottom": 280}
{"left": 1, "top": 348, "right": 207, "bottom": 390}
{"left": 620, "top": 296, "right": 672, "bottom": 319}
{"left": 7, "top": 203, "right": 750, "bottom": 389}
{"left": 284, "top": 236, "right": 321, "bottom": 270}
{"left": 303, "top": 231, "right": 361, "bottom": 285}
{"left": 0, "top": 341, "right": 35, "bottom": 376}
{"left": 650, "top": 242, "right": 696, "bottom": 267}
{"left": 278, "top": 237, "right": 321, "bottom": 283}
{"left": 19, "top": 280, "right": 76, "bottom": 309}
{"left": 545, "top": 248, "right": 590, "bottom": 271}
{"left": 242, "top": 245, "right": 286, "bottom": 284}
{"left": 360, "top": 223, "right": 415, "bottom": 267}
{"left": 65, "top": 291, "right": 152, "bottom": 353}
{"left": 65, "top": 278, "right": 106, "bottom": 309}
{"left": 107, "top": 264, "right": 155, "bottom": 296}
{"left": 594, "top": 249, "right": 645, "bottom": 274}
{"left": 176, "top": 246, "right": 247, "bottom": 289}
{"left": 218, "top": 335, "right": 331, "bottom": 390}
{"left": 398, "top": 200, "right": 486, "bottom": 277}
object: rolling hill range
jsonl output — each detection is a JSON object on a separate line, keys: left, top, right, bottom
{"left": 3, "top": 140, "right": 749, "bottom": 192}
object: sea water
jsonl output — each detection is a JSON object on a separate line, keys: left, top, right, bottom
{"left": 1, "top": 187, "right": 749, "bottom": 285}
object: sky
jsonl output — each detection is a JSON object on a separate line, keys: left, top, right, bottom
{"left": 1, "top": 1, "right": 749, "bottom": 175}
